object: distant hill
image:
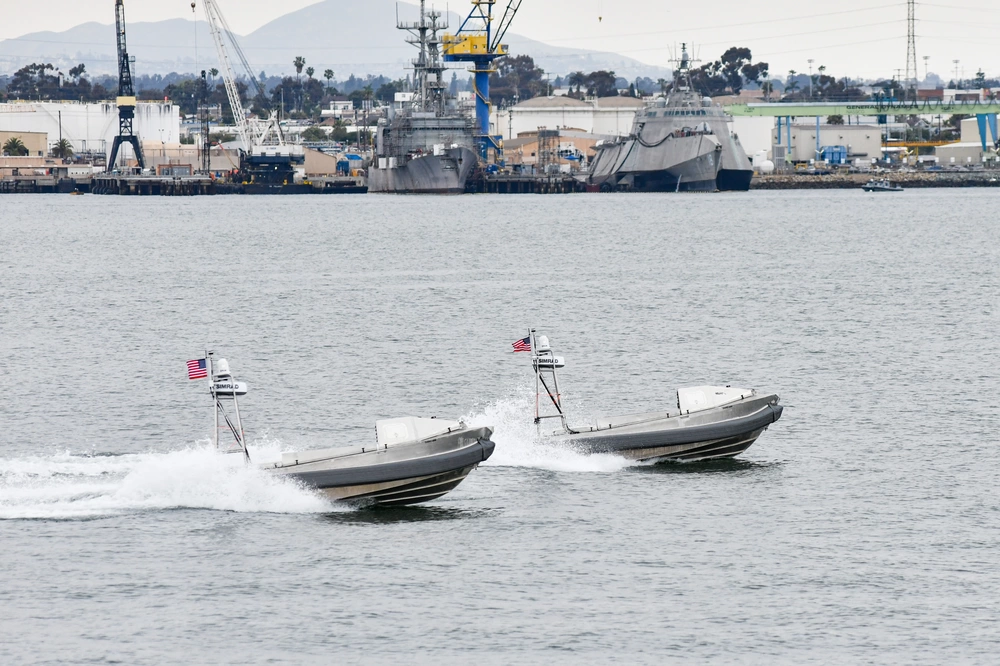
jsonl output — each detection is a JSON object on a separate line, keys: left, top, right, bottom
{"left": 0, "top": 1, "right": 668, "bottom": 82}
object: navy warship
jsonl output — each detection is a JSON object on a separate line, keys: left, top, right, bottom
{"left": 588, "top": 44, "right": 753, "bottom": 192}
{"left": 369, "top": 1, "right": 479, "bottom": 194}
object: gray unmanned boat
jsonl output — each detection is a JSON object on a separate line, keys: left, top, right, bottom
{"left": 202, "top": 354, "right": 495, "bottom": 505}
{"left": 588, "top": 43, "right": 753, "bottom": 192}
{"left": 518, "top": 331, "right": 782, "bottom": 462}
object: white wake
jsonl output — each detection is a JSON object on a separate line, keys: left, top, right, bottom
{"left": 462, "top": 385, "right": 636, "bottom": 474}
{"left": 0, "top": 440, "right": 334, "bottom": 520}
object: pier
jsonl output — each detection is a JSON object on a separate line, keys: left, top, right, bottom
{"left": 474, "top": 173, "right": 585, "bottom": 194}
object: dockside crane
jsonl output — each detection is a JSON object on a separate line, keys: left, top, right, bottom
{"left": 107, "top": 0, "right": 144, "bottom": 172}
{"left": 201, "top": 0, "right": 301, "bottom": 185}
{"left": 442, "top": 0, "right": 523, "bottom": 161}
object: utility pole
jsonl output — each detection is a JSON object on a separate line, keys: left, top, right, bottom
{"left": 905, "top": 0, "right": 917, "bottom": 100}
{"left": 807, "top": 59, "right": 814, "bottom": 99}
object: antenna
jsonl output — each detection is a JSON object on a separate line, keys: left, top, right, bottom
{"left": 905, "top": 0, "right": 918, "bottom": 100}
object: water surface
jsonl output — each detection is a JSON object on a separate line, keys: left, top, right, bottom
{"left": 1, "top": 190, "right": 998, "bottom": 663}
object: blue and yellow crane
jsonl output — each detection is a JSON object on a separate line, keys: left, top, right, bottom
{"left": 442, "top": 0, "right": 522, "bottom": 162}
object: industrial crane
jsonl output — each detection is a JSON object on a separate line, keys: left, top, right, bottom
{"left": 442, "top": 0, "right": 523, "bottom": 161}
{"left": 200, "top": 0, "right": 301, "bottom": 185}
{"left": 107, "top": 0, "right": 145, "bottom": 172}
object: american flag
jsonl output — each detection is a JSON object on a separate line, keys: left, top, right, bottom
{"left": 511, "top": 336, "right": 531, "bottom": 353}
{"left": 187, "top": 358, "right": 208, "bottom": 380}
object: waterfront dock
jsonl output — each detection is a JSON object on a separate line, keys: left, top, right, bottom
{"left": 474, "top": 173, "right": 585, "bottom": 194}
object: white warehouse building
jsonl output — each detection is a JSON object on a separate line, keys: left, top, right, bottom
{"left": 0, "top": 101, "right": 180, "bottom": 160}
{"left": 491, "top": 95, "right": 644, "bottom": 139}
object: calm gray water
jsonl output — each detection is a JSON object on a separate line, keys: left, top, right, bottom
{"left": 1, "top": 190, "right": 998, "bottom": 664}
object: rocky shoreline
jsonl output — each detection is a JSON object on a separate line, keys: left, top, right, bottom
{"left": 751, "top": 172, "right": 1000, "bottom": 189}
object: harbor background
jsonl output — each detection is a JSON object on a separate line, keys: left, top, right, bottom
{"left": 2, "top": 191, "right": 998, "bottom": 663}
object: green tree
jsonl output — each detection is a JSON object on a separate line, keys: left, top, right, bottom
{"left": 827, "top": 115, "right": 844, "bottom": 125}
{"left": 489, "top": 55, "right": 547, "bottom": 104}
{"left": 784, "top": 70, "right": 800, "bottom": 96}
{"left": 301, "top": 125, "right": 327, "bottom": 142}
{"left": 324, "top": 69, "right": 334, "bottom": 94}
{"left": 305, "top": 66, "right": 315, "bottom": 80}
{"left": 293, "top": 57, "right": 306, "bottom": 81}
{"left": 52, "top": 138, "right": 74, "bottom": 158}
{"left": 689, "top": 47, "right": 767, "bottom": 96}
{"left": 3, "top": 136, "right": 28, "bottom": 156}
{"left": 586, "top": 70, "right": 618, "bottom": 97}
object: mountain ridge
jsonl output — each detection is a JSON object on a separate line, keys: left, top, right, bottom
{"left": 0, "top": 1, "right": 668, "bottom": 82}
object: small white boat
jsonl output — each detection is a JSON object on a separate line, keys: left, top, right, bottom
{"left": 201, "top": 354, "right": 495, "bottom": 506}
{"left": 518, "top": 331, "right": 783, "bottom": 462}
{"left": 862, "top": 178, "right": 903, "bottom": 192}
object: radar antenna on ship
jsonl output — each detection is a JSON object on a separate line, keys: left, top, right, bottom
{"left": 206, "top": 352, "right": 251, "bottom": 463}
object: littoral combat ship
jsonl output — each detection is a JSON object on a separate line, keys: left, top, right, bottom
{"left": 369, "top": 1, "right": 479, "bottom": 194}
{"left": 588, "top": 44, "right": 753, "bottom": 192}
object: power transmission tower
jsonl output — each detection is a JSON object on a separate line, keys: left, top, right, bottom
{"left": 905, "top": 0, "right": 918, "bottom": 100}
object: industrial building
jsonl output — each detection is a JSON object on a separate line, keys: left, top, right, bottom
{"left": 771, "top": 123, "right": 883, "bottom": 164}
{"left": 934, "top": 116, "right": 1000, "bottom": 165}
{"left": 0, "top": 101, "right": 179, "bottom": 163}
{"left": 0, "top": 131, "right": 48, "bottom": 156}
{"left": 502, "top": 129, "right": 600, "bottom": 171}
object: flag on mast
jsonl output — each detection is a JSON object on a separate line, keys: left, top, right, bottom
{"left": 187, "top": 358, "right": 208, "bottom": 379}
{"left": 511, "top": 336, "right": 531, "bottom": 352}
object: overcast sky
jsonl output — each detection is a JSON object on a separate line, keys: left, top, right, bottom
{"left": 2, "top": 0, "right": 997, "bottom": 80}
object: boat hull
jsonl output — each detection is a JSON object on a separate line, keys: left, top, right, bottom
{"left": 716, "top": 168, "right": 753, "bottom": 192}
{"left": 368, "top": 147, "right": 477, "bottom": 194}
{"left": 590, "top": 134, "right": 722, "bottom": 192}
{"left": 267, "top": 427, "right": 495, "bottom": 506}
{"left": 557, "top": 394, "right": 782, "bottom": 463}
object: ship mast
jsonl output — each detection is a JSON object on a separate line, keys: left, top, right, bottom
{"left": 398, "top": 0, "right": 448, "bottom": 115}
{"left": 672, "top": 43, "right": 695, "bottom": 94}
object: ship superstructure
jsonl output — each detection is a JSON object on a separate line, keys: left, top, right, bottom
{"left": 369, "top": 0, "right": 479, "bottom": 194}
{"left": 588, "top": 44, "right": 753, "bottom": 192}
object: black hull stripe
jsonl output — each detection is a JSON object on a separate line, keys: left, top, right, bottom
{"left": 345, "top": 466, "right": 477, "bottom": 506}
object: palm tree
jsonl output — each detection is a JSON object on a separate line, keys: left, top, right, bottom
{"left": 305, "top": 66, "right": 315, "bottom": 80}
{"left": 3, "top": 137, "right": 27, "bottom": 156}
{"left": 209, "top": 67, "right": 219, "bottom": 87}
{"left": 52, "top": 138, "right": 73, "bottom": 159}
{"left": 568, "top": 71, "right": 586, "bottom": 95}
{"left": 294, "top": 56, "right": 306, "bottom": 82}
{"left": 785, "top": 70, "right": 800, "bottom": 97}
{"left": 324, "top": 69, "right": 334, "bottom": 95}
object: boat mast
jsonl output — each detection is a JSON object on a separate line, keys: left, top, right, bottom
{"left": 399, "top": 0, "right": 448, "bottom": 115}
{"left": 208, "top": 350, "right": 218, "bottom": 451}
{"left": 208, "top": 352, "right": 250, "bottom": 463}
{"left": 530, "top": 329, "right": 569, "bottom": 432}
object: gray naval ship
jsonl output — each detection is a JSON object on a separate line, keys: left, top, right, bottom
{"left": 369, "top": 1, "right": 478, "bottom": 194}
{"left": 589, "top": 44, "right": 753, "bottom": 192}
